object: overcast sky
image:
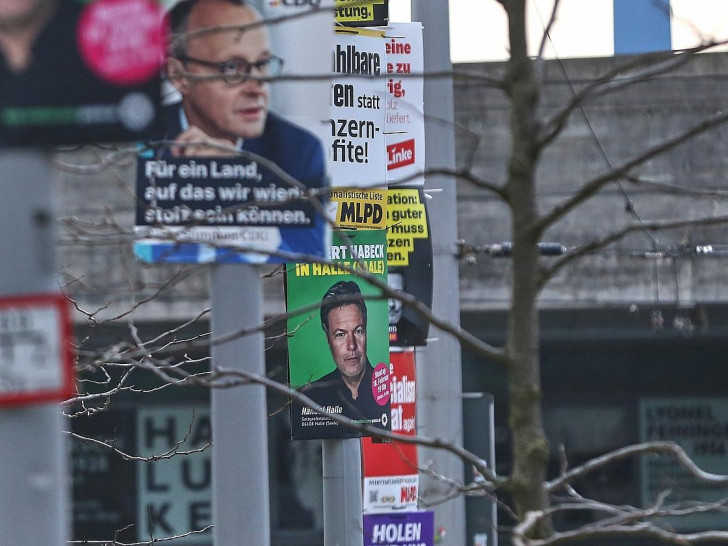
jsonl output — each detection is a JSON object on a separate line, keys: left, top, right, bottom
{"left": 390, "top": 0, "right": 728, "bottom": 63}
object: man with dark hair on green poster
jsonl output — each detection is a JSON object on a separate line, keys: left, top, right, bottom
{"left": 293, "top": 280, "right": 389, "bottom": 439}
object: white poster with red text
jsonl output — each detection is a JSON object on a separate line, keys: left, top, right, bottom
{"left": 362, "top": 349, "right": 418, "bottom": 513}
{"left": 383, "top": 23, "right": 424, "bottom": 188}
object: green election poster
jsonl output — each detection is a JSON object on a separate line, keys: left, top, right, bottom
{"left": 287, "top": 229, "right": 390, "bottom": 440}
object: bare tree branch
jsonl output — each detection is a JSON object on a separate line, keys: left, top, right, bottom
{"left": 539, "top": 214, "right": 728, "bottom": 287}
{"left": 67, "top": 411, "right": 209, "bottom": 461}
{"left": 547, "top": 441, "right": 728, "bottom": 494}
{"left": 67, "top": 525, "right": 213, "bottom": 545}
{"left": 534, "top": 110, "right": 728, "bottom": 237}
{"left": 538, "top": 40, "right": 728, "bottom": 150}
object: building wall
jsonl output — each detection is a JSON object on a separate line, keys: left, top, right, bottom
{"left": 454, "top": 51, "right": 728, "bottom": 313}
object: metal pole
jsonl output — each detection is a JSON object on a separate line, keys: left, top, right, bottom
{"left": 0, "top": 150, "right": 69, "bottom": 544}
{"left": 323, "top": 438, "right": 363, "bottom": 546}
{"left": 410, "top": 3, "right": 467, "bottom": 545}
{"left": 211, "top": 265, "right": 270, "bottom": 546}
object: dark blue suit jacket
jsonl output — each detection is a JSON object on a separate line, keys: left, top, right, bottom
{"left": 158, "top": 103, "right": 328, "bottom": 260}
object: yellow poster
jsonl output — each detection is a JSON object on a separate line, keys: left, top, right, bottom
{"left": 329, "top": 187, "right": 387, "bottom": 230}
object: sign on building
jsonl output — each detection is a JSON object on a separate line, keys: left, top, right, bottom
{"left": 640, "top": 397, "right": 728, "bottom": 531}
{"left": 136, "top": 406, "right": 212, "bottom": 543}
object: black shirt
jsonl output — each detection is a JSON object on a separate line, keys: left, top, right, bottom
{"left": 291, "top": 362, "right": 391, "bottom": 440}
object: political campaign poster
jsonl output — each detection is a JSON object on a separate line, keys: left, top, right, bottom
{"left": 287, "top": 229, "right": 390, "bottom": 440}
{"left": 363, "top": 349, "right": 418, "bottom": 513}
{"left": 0, "top": 0, "right": 166, "bottom": 147}
{"left": 363, "top": 511, "right": 434, "bottom": 546}
{"left": 335, "top": 0, "right": 389, "bottom": 28}
{"left": 134, "top": 0, "right": 333, "bottom": 264}
{"left": 383, "top": 24, "right": 423, "bottom": 134}
{"left": 384, "top": 23, "right": 424, "bottom": 187}
{"left": 640, "top": 397, "right": 728, "bottom": 531}
{"left": 387, "top": 189, "right": 432, "bottom": 346}
{"left": 330, "top": 28, "right": 387, "bottom": 189}
{"left": 327, "top": 187, "right": 387, "bottom": 230}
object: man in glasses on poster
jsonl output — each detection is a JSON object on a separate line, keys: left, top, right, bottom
{"left": 164, "top": 0, "right": 326, "bottom": 188}
{"left": 137, "top": 0, "right": 329, "bottom": 262}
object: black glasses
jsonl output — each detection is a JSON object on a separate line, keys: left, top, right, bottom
{"left": 177, "top": 55, "right": 284, "bottom": 84}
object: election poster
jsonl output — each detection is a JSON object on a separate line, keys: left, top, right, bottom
{"left": 335, "top": 0, "right": 389, "bottom": 27}
{"left": 287, "top": 229, "right": 390, "bottom": 440}
{"left": 363, "top": 349, "right": 418, "bottom": 513}
{"left": 134, "top": 0, "right": 333, "bottom": 264}
{"left": 640, "top": 397, "right": 728, "bottom": 531}
{"left": 328, "top": 187, "right": 387, "bottom": 230}
{"left": 387, "top": 189, "right": 432, "bottom": 347}
{"left": 383, "top": 24, "right": 423, "bottom": 135}
{"left": 0, "top": 0, "right": 166, "bottom": 147}
{"left": 330, "top": 28, "right": 387, "bottom": 189}
{"left": 363, "top": 511, "right": 434, "bottom": 546}
{"left": 384, "top": 23, "right": 425, "bottom": 188}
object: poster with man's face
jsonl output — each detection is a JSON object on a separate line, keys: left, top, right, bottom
{"left": 134, "top": 0, "right": 333, "bottom": 264}
{"left": 286, "top": 229, "right": 390, "bottom": 440}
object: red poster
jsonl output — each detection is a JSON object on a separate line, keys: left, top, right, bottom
{"left": 362, "top": 349, "right": 418, "bottom": 512}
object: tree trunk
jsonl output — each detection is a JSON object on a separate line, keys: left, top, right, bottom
{"left": 503, "top": 0, "right": 552, "bottom": 537}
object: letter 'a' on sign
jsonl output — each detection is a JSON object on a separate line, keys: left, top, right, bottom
{"left": 0, "top": 293, "right": 74, "bottom": 406}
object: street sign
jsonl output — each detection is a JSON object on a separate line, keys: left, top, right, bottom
{"left": 0, "top": 293, "right": 73, "bottom": 406}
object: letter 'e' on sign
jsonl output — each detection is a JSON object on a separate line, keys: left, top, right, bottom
{"left": 0, "top": 293, "right": 74, "bottom": 406}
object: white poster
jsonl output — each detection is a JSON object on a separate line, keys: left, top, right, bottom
{"left": 330, "top": 28, "right": 387, "bottom": 188}
{"left": 383, "top": 23, "right": 424, "bottom": 187}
